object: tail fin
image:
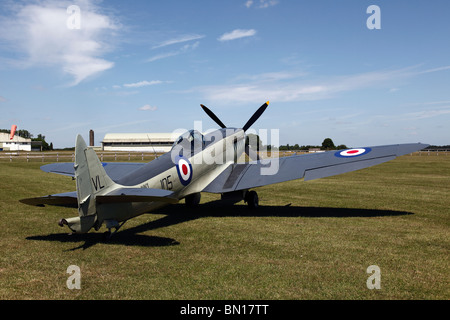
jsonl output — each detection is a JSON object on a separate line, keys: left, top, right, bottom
{"left": 74, "top": 134, "right": 115, "bottom": 217}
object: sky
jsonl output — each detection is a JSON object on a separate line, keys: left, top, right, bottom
{"left": 0, "top": 0, "right": 449, "bottom": 148}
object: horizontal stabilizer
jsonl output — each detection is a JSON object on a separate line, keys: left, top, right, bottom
{"left": 41, "top": 162, "right": 145, "bottom": 181}
{"left": 21, "top": 187, "right": 179, "bottom": 207}
{"left": 20, "top": 192, "right": 78, "bottom": 208}
{"left": 96, "top": 188, "right": 179, "bottom": 204}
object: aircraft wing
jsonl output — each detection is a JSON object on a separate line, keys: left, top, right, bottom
{"left": 41, "top": 162, "right": 146, "bottom": 181}
{"left": 203, "top": 143, "right": 428, "bottom": 193}
{"left": 96, "top": 188, "right": 179, "bottom": 204}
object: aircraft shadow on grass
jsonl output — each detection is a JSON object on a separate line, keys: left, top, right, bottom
{"left": 26, "top": 201, "right": 413, "bottom": 251}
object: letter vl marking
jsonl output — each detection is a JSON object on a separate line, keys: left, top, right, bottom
{"left": 92, "top": 175, "right": 105, "bottom": 191}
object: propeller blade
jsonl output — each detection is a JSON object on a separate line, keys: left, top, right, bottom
{"left": 242, "top": 101, "right": 269, "bottom": 132}
{"left": 200, "top": 104, "right": 227, "bottom": 129}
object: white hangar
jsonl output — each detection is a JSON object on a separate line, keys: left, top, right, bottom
{"left": 0, "top": 133, "right": 32, "bottom": 151}
{"left": 101, "top": 133, "right": 176, "bottom": 153}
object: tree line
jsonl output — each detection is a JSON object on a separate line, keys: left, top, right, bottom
{"left": 278, "top": 138, "right": 348, "bottom": 151}
{"left": 246, "top": 135, "right": 348, "bottom": 151}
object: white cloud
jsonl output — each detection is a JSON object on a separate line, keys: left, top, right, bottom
{"left": 195, "top": 65, "right": 450, "bottom": 104}
{"left": 258, "top": 0, "right": 279, "bottom": 8}
{"left": 152, "top": 34, "right": 205, "bottom": 49}
{"left": 0, "top": 0, "right": 119, "bottom": 86}
{"left": 198, "top": 83, "right": 327, "bottom": 104}
{"left": 139, "top": 104, "right": 158, "bottom": 111}
{"left": 245, "top": 0, "right": 278, "bottom": 9}
{"left": 218, "top": 29, "right": 257, "bottom": 42}
{"left": 123, "top": 80, "right": 164, "bottom": 88}
{"left": 147, "top": 41, "right": 199, "bottom": 62}
{"left": 417, "top": 65, "right": 450, "bottom": 74}
{"left": 406, "top": 109, "right": 450, "bottom": 120}
{"left": 146, "top": 51, "right": 180, "bottom": 62}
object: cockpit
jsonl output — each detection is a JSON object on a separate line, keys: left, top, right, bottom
{"left": 171, "top": 130, "right": 204, "bottom": 156}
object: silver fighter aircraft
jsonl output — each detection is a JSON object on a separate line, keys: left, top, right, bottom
{"left": 21, "top": 102, "right": 428, "bottom": 238}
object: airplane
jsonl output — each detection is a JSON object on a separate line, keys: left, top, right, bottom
{"left": 20, "top": 102, "right": 428, "bottom": 239}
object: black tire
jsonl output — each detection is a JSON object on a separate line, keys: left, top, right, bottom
{"left": 246, "top": 190, "right": 259, "bottom": 209}
{"left": 103, "top": 230, "right": 112, "bottom": 241}
{"left": 185, "top": 192, "right": 201, "bottom": 207}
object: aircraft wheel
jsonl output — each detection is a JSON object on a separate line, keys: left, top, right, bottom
{"left": 185, "top": 192, "right": 201, "bottom": 207}
{"left": 58, "top": 219, "right": 67, "bottom": 227}
{"left": 103, "top": 230, "right": 112, "bottom": 241}
{"left": 246, "top": 190, "right": 259, "bottom": 209}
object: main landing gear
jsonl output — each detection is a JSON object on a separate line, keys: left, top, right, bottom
{"left": 103, "top": 220, "right": 127, "bottom": 240}
{"left": 185, "top": 192, "right": 201, "bottom": 207}
{"left": 186, "top": 190, "right": 259, "bottom": 209}
{"left": 244, "top": 190, "right": 259, "bottom": 209}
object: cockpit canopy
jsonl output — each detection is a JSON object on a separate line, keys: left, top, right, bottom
{"left": 172, "top": 130, "right": 203, "bottom": 149}
{"left": 171, "top": 130, "right": 204, "bottom": 156}
{"left": 171, "top": 128, "right": 243, "bottom": 157}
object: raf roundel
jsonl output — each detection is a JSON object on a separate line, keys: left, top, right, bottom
{"left": 335, "top": 148, "right": 372, "bottom": 158}
{"left": 176, "top": 156, "right": 193, "bottom": 186}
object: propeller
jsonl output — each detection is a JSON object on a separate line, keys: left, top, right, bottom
{"left": 200, "top": 101, "right": 269, "bottom": 162}
{"left": 200, "top": 104, "right": 227, "bottom": 129}
{"left": 242, "top": 101, "right": 269, "bottom": 132}
{"left": 200, "top": 101, "right": 269, "bottom": 132}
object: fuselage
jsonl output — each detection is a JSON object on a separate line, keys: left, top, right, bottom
{"left": 96, "top": 128, "right": 246, "bottom": 224}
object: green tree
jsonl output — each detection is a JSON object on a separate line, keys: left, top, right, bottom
{"left": 17, "top": 129, "right": 32, "bottom": 139}
{"left": 322, "top": 138, "right": 336, "bottom": 150}
{"left": 32, "top": 134, "right": 51, "bottom": 151}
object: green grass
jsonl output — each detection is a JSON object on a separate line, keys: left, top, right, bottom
{"left": 0, "top": 154, "right": 448, "bottom": 299}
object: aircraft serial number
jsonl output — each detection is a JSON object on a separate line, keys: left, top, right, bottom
{"left": 160, "top": 175, "right": 173, "bottom": 190}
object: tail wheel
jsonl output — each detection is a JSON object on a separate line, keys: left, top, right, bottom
{"left": 245, "top": 190, "right": 259, "bottom": 209}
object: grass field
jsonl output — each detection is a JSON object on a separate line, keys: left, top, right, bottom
{"left": 0, "top": 154, "right": 448, "bottom": 300}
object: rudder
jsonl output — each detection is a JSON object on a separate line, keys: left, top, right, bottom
{"left": 74, "top": 134, "right": 115, "bottom": 217}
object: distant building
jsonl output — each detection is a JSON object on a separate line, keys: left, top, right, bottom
{"left": 101, "top": 133, "right": 175, "bottom": 153}
{"left": 0, "top": 133, "right": 32, "bottom": 151}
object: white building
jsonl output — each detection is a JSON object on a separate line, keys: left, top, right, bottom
{"left": 0, "top": 133, "right": 32, "bottom": 151}
{"left": 101, "top": 133, "right": 175, "bottom": 153}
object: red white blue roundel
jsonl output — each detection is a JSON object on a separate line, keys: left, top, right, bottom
{"left": 335, "top": 148, "right": 372, "bottom": 158}
{"left": 176, "top": 156, "right": 193, "bottom": 186}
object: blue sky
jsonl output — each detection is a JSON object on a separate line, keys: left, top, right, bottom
{"left": 0, "top": 0, "right": 449, "bottom": 148}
